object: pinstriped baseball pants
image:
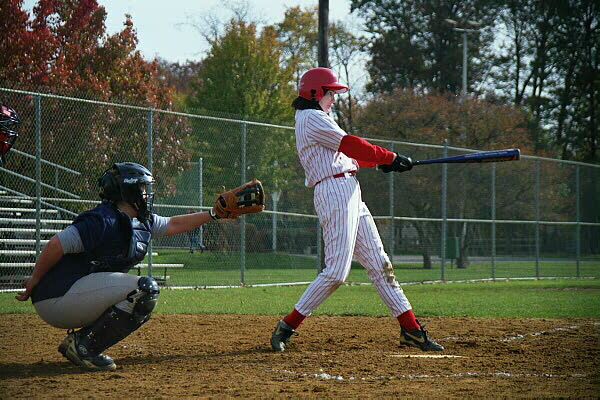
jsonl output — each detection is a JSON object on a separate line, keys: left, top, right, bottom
{"left": 294, "top": 175, "right": 412, "bottom": 317}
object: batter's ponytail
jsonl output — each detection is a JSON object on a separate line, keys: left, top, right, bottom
{"left": 292, "top": 96, "right": 323, "bottom": 111}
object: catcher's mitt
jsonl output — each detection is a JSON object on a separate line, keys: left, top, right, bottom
{"left": 212, "top": 179, "right": 265, "bottom": 219}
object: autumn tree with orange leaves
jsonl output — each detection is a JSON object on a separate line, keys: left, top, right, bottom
{"left": 354, "top": 89, "right": 569, "bottom": 268}
{"left": 0, "top": 0, "right": 190, "bottom": 203}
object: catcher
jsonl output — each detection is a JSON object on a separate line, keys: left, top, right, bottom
{"left": 16, "top": 162, "right": 264, "bottom": 371}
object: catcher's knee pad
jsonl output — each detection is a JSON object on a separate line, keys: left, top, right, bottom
{"left": 127, "top": 276, "right": 160, "bottom": 324}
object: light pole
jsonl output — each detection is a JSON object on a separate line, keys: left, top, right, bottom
{"left": 318, "top": 0, "right": 329, "bottom": 67}
{"left": 444, "top": 19, "right": 481, "bottom": 102}
{"left": 444, "top": 19, "right": 481, "bottom": 270}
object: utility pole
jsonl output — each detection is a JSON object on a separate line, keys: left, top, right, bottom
{"left": 318, "top": 0, "right": 329, "bottom": 272}
{"left": 444, "top": 19, "right": 481, "bottom": 269}
{"left": 318, "top": 0, "right": 329, "bottom": 67}
{"left": 444, "top": 19, "right": 481, "bottom": 102}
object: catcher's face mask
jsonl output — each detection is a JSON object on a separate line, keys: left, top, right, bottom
{"left": 0, "top": 104, "right": 20, "bottom": 166}
{"left": 99, "top": 162, "right": 155, "bottom": 224}
{"left": 122, "top": 181, "right": 154, "bottom": 224}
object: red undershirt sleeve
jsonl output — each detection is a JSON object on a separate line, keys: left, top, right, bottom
{"left": 338, "top": 134, "right": 395, "bottom": 168}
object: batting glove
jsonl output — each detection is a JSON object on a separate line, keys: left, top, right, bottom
{"left": 378, "top": 153, "right": 413, "bottom": 173}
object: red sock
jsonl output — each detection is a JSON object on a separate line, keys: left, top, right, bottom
{"left": 283, "top": 309, "right": 306, "bottom": 330}
{"left": 397, "top": 310, "right": 420, "bottom": 331}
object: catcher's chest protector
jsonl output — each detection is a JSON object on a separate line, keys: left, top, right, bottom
{"left": 87, "top": 210, "right": 152, "bottom": 273}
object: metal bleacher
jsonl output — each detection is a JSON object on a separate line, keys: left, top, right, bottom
{"left": 0, "top": 151, "right": 184, "bottom": 289}
{"left": 0, "top": 193, "right": 183, "bottom": 288}
{"left": 0, "top": 193, "right": 73, "bottom": 287}
{"left": 0, "top": 149, "right": 81, "bottom": 289}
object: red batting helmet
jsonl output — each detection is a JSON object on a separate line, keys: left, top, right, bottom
{"left": 298, "top": 68, "right": 349, "bottom": 101}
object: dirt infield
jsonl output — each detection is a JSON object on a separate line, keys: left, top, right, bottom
{"left": 1, "top": 314, "right": 598, "bottom": 399}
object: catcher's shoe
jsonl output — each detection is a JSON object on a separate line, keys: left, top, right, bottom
{"left": 58, "top": 330, "right": 116, "bottom": 371}
{"left": 400, "top": 320, "right": 444, "bottom": 351}
{"left": 270, "top": 320, "right": 298, "bottom": 352}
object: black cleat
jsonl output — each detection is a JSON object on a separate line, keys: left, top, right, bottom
{"left": 400, "top": 320, "right": 444, "bottom": 351}
{"left": 270, "top": 320, "right": 297, "bottom": 352}
{"left": 58, "top": 330, "right": 116, "bottom": 371}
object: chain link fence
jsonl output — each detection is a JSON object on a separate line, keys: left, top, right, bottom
{"left": 1, "top": 87, "right": 598, "bottom": 289}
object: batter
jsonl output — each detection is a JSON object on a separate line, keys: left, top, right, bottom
{"left": 270, "top": 68, "right": 443, "bottom": 352}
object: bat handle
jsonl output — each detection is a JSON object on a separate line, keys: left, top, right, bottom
{"left": 412, "top": 159, "right": 434, "bottom": 166}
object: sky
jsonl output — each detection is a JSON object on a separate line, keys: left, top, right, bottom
{"left": 23, "top": 0, "right": 361, "bottom": 64}
{"left": 21, "top": 0, "right": 369, "bottom": 91}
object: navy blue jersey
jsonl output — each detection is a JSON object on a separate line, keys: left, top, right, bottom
{"left": 31, "top": 202, "right": 152, "bottom": 303}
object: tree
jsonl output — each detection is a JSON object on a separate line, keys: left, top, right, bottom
{"left": 276, "top": 6, "right": 366, "bottom": 131}
{"left": 491, "top": 1, "right": 598, "bottom": 254}
{"left": 155, "top": 58, "right": 204, "bottom": 110}
{"left": 187, "top": 19, "right": 294, "bottom": 123}
{"left": 547, "top": 1, "right": 598, "bottom": 163}
{"left": 276, "top": 6, "right": 319, "bottom": 87}
{"left": 352, "top": 89, "right": 559, "bottom": 268}
{"left": 484, "top": 0, "right": 599, "bottom": 163}
{"left": 329, "top": 21, "right": 368, "bottom": 133}
{"left": 350, "top": 0, "right": 500, "bottom": 95}
{"left": 184, "top": 17, "right": 302, "bottom": 219}
{"left": 0, "top": 0, "right": 191, "bottom": 201}
{"left": 492, "top": 1, "right": 562, "bottom": 154}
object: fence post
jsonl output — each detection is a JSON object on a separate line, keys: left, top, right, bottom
{"left": 271, "top": 161, "right": 279, "bottom": 252}
{"left": 575, "top": 165, "right": 580, "bottom": 277}
{"left": 316, "top": 218, "right": 322, "bottom": 274}
{"left": 388, "top": 142, "right": 395, "bottom": 260}
{"left": 535, "top": 159, "right": 540, "bottom": 278}
{"left": 147, "top": 109, "right": 153, "bottom": 278}
{"left": 271, "top": 191, "right": 280, "bottom": 251}
{"left": 491, "top": 162, "right": 496, "bottom": 280}
{"left": 35, "top": 95, "right": 42, "bottom": 257}
{"left": 197, "top": 158, "right": 204, "bottom": 250}
{"left": 240, "top": 122, "right": 247, "bottom": 284}
{"left": 440, "top": 140, "right": 448, "bottom": 281}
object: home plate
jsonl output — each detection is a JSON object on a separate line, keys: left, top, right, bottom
{"left": 388, "top": 354, "right": 465, "bottom": 359}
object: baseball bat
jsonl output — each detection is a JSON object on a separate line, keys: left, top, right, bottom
{"left": 413, "top": 148, "right": 520, "bottom": 166}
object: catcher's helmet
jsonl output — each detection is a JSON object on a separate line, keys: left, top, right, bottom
{"left": 298, "top": 68, "right": 349, "bottom": 102}
{"left": 99, "top": 162, "right": 155, "bottom": 223}
{"left": 0, "top": 104, "right": 20, "bottom": 166}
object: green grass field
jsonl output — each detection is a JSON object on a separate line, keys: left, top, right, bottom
{"left": 2, "top": 249, "right": 597, "bottom": 318}
{"left": 138, "top": 249, "right": 599, "bottom": 286}
{"left": 2, "top": 280, "right": 599, "bottom": 318}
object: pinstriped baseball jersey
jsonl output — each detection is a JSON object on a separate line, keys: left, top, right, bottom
{"left": 295, "top": 109, "right": 358, "bottom": 187}
{"left": 292, "top": 108, "right": 412, "bottom": 318}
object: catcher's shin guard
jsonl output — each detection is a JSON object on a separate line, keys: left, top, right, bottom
{"left": 59, "top": 277, "right": 160, "bottom": 371}
{"left": 82, "top": 306, "right": 145, "bottom": 356}
{"left": 82, "top": 277, "right": 160, "bottom": 355}
{"left": 270, "top": 320, "right": 298, "bottom": 352}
